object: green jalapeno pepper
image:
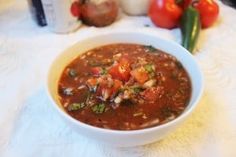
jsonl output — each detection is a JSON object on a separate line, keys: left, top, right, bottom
{"left": 181, "top": 6, "right": 200, "bottom": 53}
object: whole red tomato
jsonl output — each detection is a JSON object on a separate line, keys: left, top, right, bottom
{"left": 70, "top": 1, "right": 80, "bottom": 17}
{"left": 149, "top": 0, "right": 183, "bottom": 29}
{"left": 193, "top": 0, "right": 219, "bottom": 28}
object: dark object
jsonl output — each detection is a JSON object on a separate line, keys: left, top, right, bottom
{"left": 232, "top": 0, "right": 236, "bottom": 8}
{"left": 180, "top": 6, "right": 200, "bottom": 53}
{"left": 28, "top": 0, "right": 47, "bottom": 26}
{"left": 221, "top": 0, "right": 236, "bottom": 8}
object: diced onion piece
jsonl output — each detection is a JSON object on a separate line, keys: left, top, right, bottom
{"left": 114, "top": 96, "right": 122, "bottom": 104}
{"left": 123, "top": 90, "right": 131, "bottom": 99}
{"left": 102, "top": 89, "right": 110, "bottom": 101}
{"left": 140, "top": 118, "right": 160, "bottom": 128}
{"left": 143, "top": 79, "right": 156, "bottom": 88}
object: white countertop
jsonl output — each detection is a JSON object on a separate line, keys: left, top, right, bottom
{"left": 0, "top": 0, "right": 236, "bottom": 157}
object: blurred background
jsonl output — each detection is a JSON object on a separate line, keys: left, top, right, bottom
{"left": 222, "top": 0, "right": 236, "bottom": 7}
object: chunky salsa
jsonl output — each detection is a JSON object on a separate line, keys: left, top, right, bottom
{"left": 58, "top": 44, "right": 191, "bottom": 130}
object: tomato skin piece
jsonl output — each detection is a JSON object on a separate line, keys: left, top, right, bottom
{"left": 91, "top": 67, "right": 103, "bottom": 76}
{"left": 108, "top": 58, "right": 131, "bottom": 82}
{"left": 96, "top": 79, "right": 122, "bottom": 100}
{"left": 130, "top": 67, "right": 149, "bottom": 84}
{"left": 149, "top": 0, "right": 183, "bottom": 29}
{"left": 108, "top": 65, "right": 130, "bottom": 82}
{"left": 193, "top": 0, "right": 219, "bottom": 28}
{"left": 112, "top": 79, "right": 122, "bottom": 93}
{"left": 86, "top": 78, "right": 98, "bottom": 91}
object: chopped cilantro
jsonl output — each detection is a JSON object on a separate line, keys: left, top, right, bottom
{"left": 144, "top": 64, "right": 154, "bottom": 73}
{"left": 68, "top": 103, "right": 85, "bottom": 111}
{"left": 144, "top": 45, "right": 156, "bottom": 52}
{"left": 92, "top": 103, "right": 106, "bottom": 114}
{"left": 118, "top": 87, "right": 126, "bottom": 93}
{"left": 101, "top": 67, "right": 107, "bottom": 75}
{"left": 131, "top": 86, "right": 143, "bottom": 94}
{"left": 144, "top": 64, "right": 156, "bottom": 78}
{"left": 68, "top": 68, "right": 78, "bottom": 77}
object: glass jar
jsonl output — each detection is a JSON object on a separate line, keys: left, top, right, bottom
{"left": 41, "top": 0, "right": 82, "bottom": 33}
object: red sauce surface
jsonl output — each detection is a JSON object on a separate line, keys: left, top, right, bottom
{"left": 58, "top": 44, "right": 191, "bottom": 130}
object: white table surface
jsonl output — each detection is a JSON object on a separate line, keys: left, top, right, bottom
{"left": 0, "top": 0, "right": 236, "bottom": 157}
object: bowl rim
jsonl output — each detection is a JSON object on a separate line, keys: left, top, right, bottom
{"left": 46, "top": 29, "right": 204, "bottom": 135}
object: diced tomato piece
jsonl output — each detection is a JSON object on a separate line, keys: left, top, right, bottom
{"left": 96, "top": 82, "right": 112, "bottom": 101}
{"left": 108, "top": 64, "right": 129, "bottom": 81}
{"left": 108, "top": 58, "right": 131, "bottom": 82}
{"left": 86, "top": 78, "right": 98, "bottom": 92}
{"left": 97, "top": 79, "right": 122, "bottom": 99}
{"left": 119, "top": 57, "right": 130, "bottom": 67}
{"left": 91, "top": 67, "right": 103, "bottom": 76}
{"left": 86, "top": 78, "right": 97, "bottom": 87}
{"left": 100, "top": 88, "right": 112, "bottom": 101}
{"left": 111, "top": 79, "right": 123, "bottom": 95}
{"left": 130, "top": 67, "right": 149, "bottom": 84}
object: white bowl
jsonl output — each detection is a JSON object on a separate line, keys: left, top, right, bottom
{"left": 46, "top": 30, "right": 204, "bottom": 147}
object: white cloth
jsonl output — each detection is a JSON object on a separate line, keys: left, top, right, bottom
{"left": 0, "top": 0, "right": 236, "bottom": 156}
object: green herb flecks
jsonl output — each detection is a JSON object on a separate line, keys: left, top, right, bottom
{"left": 118, "top": 88, "right": 125, "bottom": 94}
{"left": 68, "top": 68, "right": 78, "bottom": 77}
{"left": 101, "top": 67, "right": 107, "bottom": 75}
{"left": 131, "top": 86, "right": 143, "bottom": 94}
{"left": 144, "top": 64, "right": 155, "bottom": 78}
{"left": 92, "top": 103, "right": 106, "bottom": 114}
{"left": 144, "top": 64, "right": 154, "bottom": 73}
{"left": 144, "top": 45, "right": 156, "bottom": 52}
{"left": 68, "top": 103, "right": 86, "bottom": 111}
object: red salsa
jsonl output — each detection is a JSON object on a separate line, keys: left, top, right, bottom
{"left": 58, "top": 44, "right": 191, "bottom": 130}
